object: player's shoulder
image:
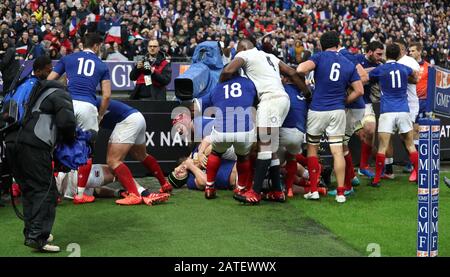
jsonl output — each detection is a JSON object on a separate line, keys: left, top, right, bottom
{"left": 398, "top": 55, "right": 419, "bottom": 69}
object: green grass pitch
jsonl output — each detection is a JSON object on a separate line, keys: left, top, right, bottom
{"left": 0, "top": 171, "right": 449, "bottom": 257}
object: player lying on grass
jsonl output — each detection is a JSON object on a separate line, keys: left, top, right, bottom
{"left": 56, "top": 164, "right": 168, "bottom": 205}
{"left": 167, "top": 137, "right": 239, "bottom": 192}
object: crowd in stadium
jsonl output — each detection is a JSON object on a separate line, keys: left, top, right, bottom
{"left": 0, "top": 0, "right": 448, "bottom": 66}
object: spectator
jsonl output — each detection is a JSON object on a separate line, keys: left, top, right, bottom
{"left": 129, "top": 39, "right": 172, "bottom": 100}
{"left": 0, "top": 38, "right": 20, "bottom": 94}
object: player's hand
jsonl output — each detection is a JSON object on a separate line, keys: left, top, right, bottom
{"left": 136, "top": 61, "right": 144, "bottom": 69}
{"left": 184, "top": 158, "right": 195, "bottom": 169}
{"left": 97, "top": 115, "right": 104, "bottom": 124}
{"left": 198, "top": 153, "right": 208, "bottom": 169}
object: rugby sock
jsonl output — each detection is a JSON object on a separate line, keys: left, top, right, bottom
{"left": 77, "top": 158, "right": 92, "bottom": 196}
{"left": 206, "top": 152, "right": 221, "bottom": 186}
{"left": 360, "top": 142, "right": 372, "bottom": 169}
{"left": 253, "top": 152, "right": 272, "bottom": 194}
{"left": 344, "top": 152, "right": 355, "bottom": 191}
{"left": 236, "top": 159, "right": 251, "bottom": 188}
{"left": 269, "top": 159, "right": 282, "bottom": 192}
{"left": 337, "top": 186, "right": 345, "bottom": 196}
{"left": 246, "top": 157, "right": 255, "bottom": 190}
{"left": 385, "top": 157, "right": 394, "bottom": 175}
{"left": 142, "top": 155, "right": 166, "bottom": 186}
{"left": 113, "top": 163, "right": 140, "bottom": 196}
{"left": 284, "top": 160, "right": 297, "bottom": 193}
{"left": 307, "top": 156, "right": 320, "bottom": 192}
{"left": 374, "top": 153, "right": 386, "bottom": 183}
{"left": 295, "top": 154, "right": 308, "bottom": 166}
{"left": 409, "top": 151, "right": 419, "bottom": 172}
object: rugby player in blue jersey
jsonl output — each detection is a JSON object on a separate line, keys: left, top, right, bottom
{"left": 368, "top": 43, "right": 418, "bottom": 187}
{"left": 195, "top": 73, "right": 257, "bottom": 200}
{"left": 96, "top": 99, "right": 171, "bottom": 205}
{"left": 47, "top": 33, "right": 111, "bottom": 204}
{"left": 297, "top": 31, "right": 364, "bottom": 203}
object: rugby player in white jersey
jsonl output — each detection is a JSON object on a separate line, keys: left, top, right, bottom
{"left": 220, "top": 39, "right": 310, "bottom": 204}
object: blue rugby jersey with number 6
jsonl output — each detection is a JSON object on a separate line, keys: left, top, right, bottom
{"left": 198, "top": 76, "right": 257, "bottom": 133}
{"left": 309, "top": 51, "right": 360, "bottom": 111}
{"left": 53, "top": 50, "right": 110, "bottom": 106}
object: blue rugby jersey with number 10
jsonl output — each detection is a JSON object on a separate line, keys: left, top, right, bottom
{"left": 53, "top": 50, "right": 110, "bottom": 106}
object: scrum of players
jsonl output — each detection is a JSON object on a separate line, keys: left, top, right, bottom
{"left": 170, "top": 30, "right": 424, "bottom": 205}
{"left": 40, "top": 30, "right": 426, "bottom": 206}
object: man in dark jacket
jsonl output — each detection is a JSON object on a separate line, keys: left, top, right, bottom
{"left": 129, "top": 39, "right": 172, "bottom": 100}
{"left": 0, "top": 38, "right": 20, "bottom": 95}
{"left": 5, "top": 56, "right": 76, "bottom": 252}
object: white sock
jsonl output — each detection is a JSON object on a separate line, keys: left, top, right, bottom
{"left": 385, "top": 158, "right": 393, "bottom": 164}
{"left": 302, "top": 169, "right": 309, "bottom": 180}
{"left": 77, "top": 187, "right": 85, "bottom": 196}
{"left": 137, "top": 186, "right": 146, "bottom": 195}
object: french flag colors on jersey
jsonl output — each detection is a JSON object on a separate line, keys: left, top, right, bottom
{"left": 309, "top": 51, "right": 360, "bottom": 111}
{"left": 338, "top": 48, "right": 365, "bottom": 109}
{"left": 282, "top": 84, "right": 308, "bottom": 133}
{"left": 53, "top": 50, "right": 110, "bottom": 106}
{"left": 369, "top": 61, "right": 413, "bottom": 114}
{"left": 96, "top": 98, "right": 138, "bottom": 130}
{"left": 198, "top": 76, "right": 257, "bottom": 133}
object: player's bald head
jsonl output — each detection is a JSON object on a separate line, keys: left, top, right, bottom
{"left": 237, "top": 39, "right": 254, "bottom": 52}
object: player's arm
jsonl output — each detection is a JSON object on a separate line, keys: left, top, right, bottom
{"left": 47, "top": 58, "right": 65, "bottom": 80}
{"left": 279, "top": 61, "right": 311, "bottom": 99}
{"left": 196, "top": 136, "right": 212, "bottom": 169}
{"left": 220, "top": 57, "right": 244, "bottom": 82}
{"left": 47, "top": 71, "right": 61, "bottom": 80}
{"left": 356, "top": 64, "right": 369, "bottom": 84}
{"left": 184, "top": 158, "right": 207, "bottom": 188}
{"left": 296, "top": 60, "right": 316, "bottom": 76}
{"left": 408, "top": 70, "right": 419, "bottom": 84}
{"left": 346, "top": 80, "right": 364, "bottom": 104}
{"left": 98, "top": 80, "right": 111, "bottom": 121}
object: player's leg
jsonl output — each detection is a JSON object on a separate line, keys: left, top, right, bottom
{"left": 280, "top": 127, "right": 304, "bottom": 198}
{"left": 325, "top": 109, "right": 347, "bottom": 203}
{"left": 204, "top": 129, "right": 229, "bottom": 199}
{"left": 358, "top": 105, "right": 377, "bottom": 178}
{"left": 372, "top": 113, "right": 397, "bottom": 186}
{"left": 130, "top": 144, "right": 171, "bottom": 193}
{"left": 231, "top": 130, "right": 254, "bottom": 196}
{"left": 398, "top": 113, "right": 418, "bottom": 181}
{"left": 107, "top": 143, "right": 142, "bottom": 205}
{"left": 383, "top": 138, "right": 395, "bottom": 179}
{"left": 72, "top": 100, "right": 99, "bottom": 203}
{"left": 304, "top": 110, "right": 329, "bottom": 200}
{"left": 343, "top": 108, "right": 364, "bottom": 194}
{"left": 129, "top": 112, "right": 171, "bottom": 192}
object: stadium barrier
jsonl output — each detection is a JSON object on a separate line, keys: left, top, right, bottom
{"left": 0, "top": 60, "right": 191, "bottom": 92}
{"left": 416, "top": 65, "right": 449, "bottom": 257}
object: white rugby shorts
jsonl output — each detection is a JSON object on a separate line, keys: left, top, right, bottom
{"left": 378, "top": 112, "right": 413, "bottom": 134}
{"left": 109, "top": 112, "right": 146, "bottom": 144}
{"left": 73, "top": 100, "right": 99, "bottom": 132}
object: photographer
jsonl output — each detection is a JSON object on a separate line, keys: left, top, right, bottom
{"left": 129, "top": 39, "right": 172, "bottom": 100}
